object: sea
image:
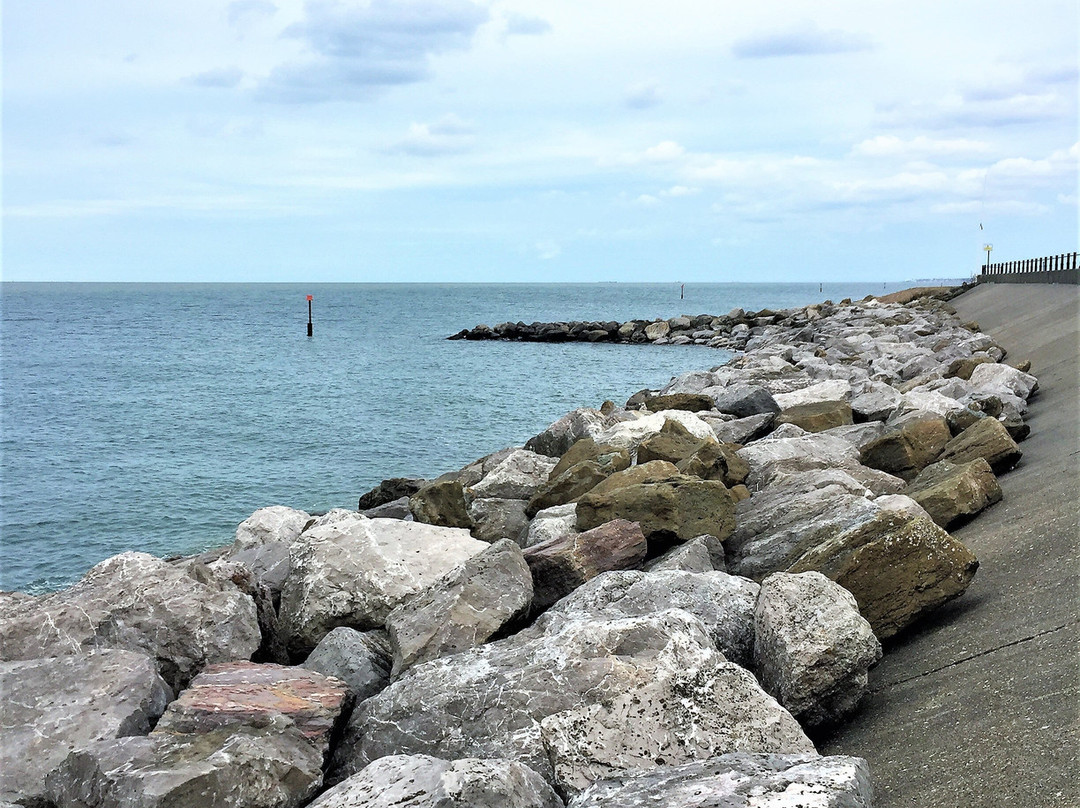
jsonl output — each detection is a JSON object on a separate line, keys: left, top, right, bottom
{"left": 2, "top": 281, "right": 913, "bottom": 594}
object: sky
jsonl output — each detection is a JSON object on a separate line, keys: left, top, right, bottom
{"left": 3, "top": 0, "right": 1077, "bottom": 282}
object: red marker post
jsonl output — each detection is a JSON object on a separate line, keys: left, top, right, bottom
{"left": 306, "top": 295, "right": 313, "bottom": 337}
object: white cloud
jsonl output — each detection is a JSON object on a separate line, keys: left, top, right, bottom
{"left": 732, "top": 21, "right": 873, "bottom": 59}
{"left": 535, "top": 239, "right": 561, "bottom": 259}
{"left": 852, "top": 135, "right": 991, "bottom": 159}
{"left": 388, "top": 113, "right": 476, "bottom": 156}
{"left": 187, "top": 66, "right": 244, "bottom": 88}
{"left": 660, "top": 185, "right": 700, "bottom": 197}
{"left": 624, "top": 80, "right": 663, "bottom": 109}
{"left": 634, "top": 193, "right": 660, "bottom": 207}
{"left": 504, "top": 12, "right": 551, "bottom": 37}
{"left": 257, "top": 0, "right": 489, "bottom": 102}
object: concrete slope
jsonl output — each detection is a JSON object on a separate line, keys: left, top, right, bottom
{"left": 821, "top": 283, "right": 1079, "bottom": 807}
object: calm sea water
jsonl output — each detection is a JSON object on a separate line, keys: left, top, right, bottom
{"left": 1, "top": 281, "right": 908, "bottom": 593}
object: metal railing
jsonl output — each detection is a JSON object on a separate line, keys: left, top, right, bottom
{"left": 982, "top": 252, "right": 1077, "bottom": 276}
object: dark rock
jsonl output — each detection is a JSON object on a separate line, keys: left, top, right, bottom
{"left": 677, "top": 440, "right": 750, "bottom": 487}
{"left": 410, "top": 479, "right": 473, "bottom": 529}
{"left": 905, "top": 458, "right": 1003, "bottom": 528}
{"left": 938, "top": 417, "right": 1023, "bottom": 473}
{"left": 636, "top": 419, "right": 710, "bottom": 465}
{"left": 300, "top": 627, "right": 392, "bottom": 701}
{"left": 643, "top": 393, "right": 716, "bottom": 412}
{"left": 526, "top": 461, "right": 610, "bottom": 518}
{"left": 859, "top": 415, "right": 952, "bottom": 481}
{"left": 712, "top": 385, "right": 781, "bottom": 418}
{"left": 358, "top": 478, "right": 425, "bottom": 511}
{"left": 524, "top": 520, "right": 648, "bottom": 611}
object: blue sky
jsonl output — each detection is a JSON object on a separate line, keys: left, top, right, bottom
{"left": 3, "top": 0, "right": 1077, "bottom": 282}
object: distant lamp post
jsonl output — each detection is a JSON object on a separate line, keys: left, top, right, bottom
{"left": 983, "top": 243, "right": 993, "bottom": 275}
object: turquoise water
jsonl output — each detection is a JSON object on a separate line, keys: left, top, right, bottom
{"left": 1, "top": 281, "right": 907, "bottom": 592}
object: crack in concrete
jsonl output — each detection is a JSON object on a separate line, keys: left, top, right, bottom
{"left": 873, "top": 622, "right": 1075, "bottom": 692}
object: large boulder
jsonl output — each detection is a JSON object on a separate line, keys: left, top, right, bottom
{"left": 331, "top": 611, "right": 811, "bottom": 790}
{"left": 0, "top": 650, "right": 172, "bottom": 807}
{"left": 566, "top": 753, "right": 873, "bottom": 808}
{"left": 776, "top": 400, "right": 853, "bottom": 433}
{"left": 525, "top": 503, "right": 579, "bottom": 548}
{"left": 310, "top": 755, "right": 562, "bottom": 808}
{"left": 904, "top": 458, "right": 1003, "bottom": 528}
{"left": 468, "top": 449, "right": 559, "bottom": 501}
{"left": 576, "top": 476, "right": 736, "bottom": 545}
{"left": 46, "top": 726, "right": 324, "bottom": 808}
{"left": 676, "top": 440, "right": 750, "bottom": 487}
{"left": 468, "top": 497, "right": 529, "bottom": 544}
{"left": 526, "top": 408, "right": 607, "bottom": 457}
{"left": 937, "top": 417, "right": 1023, "bottom": 473}
{"left": 790, "top": 514, "right": 979, "bottom": 639}
{"left": 385, "top": 539, "right": 533, "bottom": 675}
{"left": 526, "top": 461, "right": 611, "bottom": 518}
{"left": 858, "top": 415, "right": 951, "bottom": 481}
{"left": 523, "top": 520, "right": 648, "bottom": 611}
{"left": 278, "top": 516, "right": 487, "bottom": 658}
{"left": 753, "top": 572, "right": 881, "bottom": 728}
{"left": 300, "top": 628, "right": 392, "bottom": 701}
{"left": 636, "top": 419, "right": 712, "bottom": 465}
{"left": 968, "top": 362, "right": 1038, "bottom": 400}
{"left": 738, "top": 432, "right": 905, "bottom": 495}
{"left": 644, "top": 533, "right": 726, "bottom": 573}
{"left": 712, "top": 412, "right": 777, "bottom": 444}
{"left": 643, "top": 392, "right": 716, "bottom": 412}
{"left": 547, "top": 438, "right": 630, "bottom": 480}
{"left": 528, "top": 569, "right": 759, "bottom": 667}
{"left": 358, "top": 478, "right": 425, "bottom": 511}
{"left": 0, "top": 552, "right": 261, "bottom": 691}
{"left": 409, "top": 480, "right": 473, "bottom": 529}
{"left": 709, "top": 385, "right": 781, "bottom": 418}
{"left": 772, "top": 379, "right": 852, "bottom": 409}
{"left": 154, "top": 661, "right": 348, "bottom": 747}
{"left": 590, "top": 410, "right": 715, "bottom": 454}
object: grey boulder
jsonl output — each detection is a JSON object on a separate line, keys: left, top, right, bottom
{"left": 0, "top": 650, "right": 172, "bottom": 807}
{"left": 385, "top": 539, "right": 533, "bottom": 675}
{"left": 310, "top": 755, "right": 562, "bottom": 808}
{"left": 0, "top": 551, "right": 261, "bottom": 691}
{"left": 754, "top": 572, "right": 882, "bottom": 727}
{"left": 300, "top": 627, "right": 392, "bottom": 701}
{"left": 566, "top": 753, "right": 873, "bottom": 808}
{"left": 278, "top": 515, "right": 487, "bottom": 658}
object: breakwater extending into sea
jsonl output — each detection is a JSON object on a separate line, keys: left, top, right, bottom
{"left": 2, "top": 281, "right": 920, "bottom": 593}
{"left": 0, "top": 285, "right": 1040, "bottom": 806}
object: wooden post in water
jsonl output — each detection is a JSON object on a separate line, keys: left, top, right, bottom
{"left": 307, "top": 295, "right": 313, "bottom": 337}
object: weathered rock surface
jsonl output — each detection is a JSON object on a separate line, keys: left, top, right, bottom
{"left": 528, "top": 569, "right": 759, "bottom": 666}
{"left": 332, "top": 611, "right": 811, "bottom": 789}
{"left": 154, "top": 661, "right": 348, "bottom": 746}
{"left": 643, "top": 392, "right": 716, "bottom": 412}
{"left": 937, "top": 416, "right": 1023, "bottom": 473}
{"left": 644, "top": 533, "right": 725, "bottom": 573}
{"left": 46, "top": 726, "right": 324, "bottom": 808}
{"left": 710, "top": 385, "right": 781, "bottom": 417}
{"left": 523, "top": 520, "right": 648, "bottom": 611}
{"left": 636, "top": 418, "right": 712, "bottom": 465}
{"left": 676, "top": 439, "right": 750, "bottom": 487}
{"left": 905, "top": 458, "right": 1003, "bottom": 528}
{"left": 409, "top": 479, "right": 473, "bottom": 529}
{"left": 566, "top": 753, "right": 873, "bottom": 808}
{"left": 576, "top": 475, "right": 736, "bottom": 545}
{"left": 526, "top": 408, "right": 607, "bottom": 457}
{"left": 738, "top": 432, "right": 905, "bottom": 496}
{"left": 468, "top": 449, "right": 559, "bottom": 501}
{"left": 526, "top": 461, "right": 610, "bottom": 517}
{"left": 358, "top": 478, "right": 425, "bottom": 511}
{"left": 310, "top": 755, "right": 563, "bottom": 808}
{"left": 858, "top": 415, "right": 952, "bottom": 481}
{"left": 0, "top": 650, "right": 172, "bottom": 806}
{"left": 0, "top": 552, "right": 261, "bottom": 691}
{"left": 712, "top": 412, "right": 777, "bottom": 444}
{"left": 525, "top": 503, "right": 579, "bottom": 548}
{"left": 790, "top": 514, "right": 980, "bottom": 639}
{"left": 278, "top": 516, "right": 486, "bottom": 657}
{"left": 467, "top": 497, "right": 529, "bottom": 544}
{"left": 754, "top": 572, "right": 882, "bottom": 727}
{"left": 386, "top": 539, "right": 532, "bottom": 675}
{"left": 300, "top": 627, "right": 392, "bottom": 701}
{"left": 777, "top": 400, "right": 854, "bottom": 433}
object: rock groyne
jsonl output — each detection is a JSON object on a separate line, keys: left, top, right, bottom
{"left": 1, "top": 287, "right": 1034, "bottom": 808}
